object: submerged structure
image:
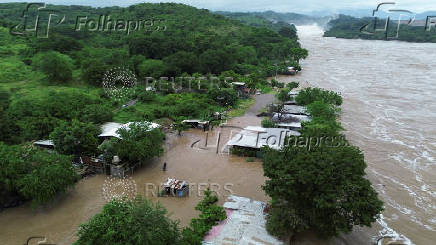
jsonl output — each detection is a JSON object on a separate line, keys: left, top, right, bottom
{"left": 226, "top": 126, "right": 300, "bottom": 151}
{"left": 203, "top": 195, "right": 283, "bottom": 245}
{"left": 98, "top": 121, "right": 161, "bottom": 139}
{"left": 182, "top": 119, "right": 210, "bottom": 130}
{"left": 161, "top": 178, "right": 189, "bottom": 197}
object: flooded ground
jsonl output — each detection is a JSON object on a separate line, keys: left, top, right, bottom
{"left": 0, "top": 94, "right": 274, "bottom": 245}
{"left": 1, "top": 25, "right": 435, "bottom": 245}
{"left": 288, "top": 25, "right": 435, "bottom": 245}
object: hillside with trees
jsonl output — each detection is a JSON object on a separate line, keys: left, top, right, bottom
{"left": 0, "top": 2, "right": 308, "bottom": 210}
{"left": 0, "top": 2, "right": 308, "bottom": 144}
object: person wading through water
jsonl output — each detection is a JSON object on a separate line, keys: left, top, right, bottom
{"left": 163, "top": 162, "right": 167, "bottom": 171}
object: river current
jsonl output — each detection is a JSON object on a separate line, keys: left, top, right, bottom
{"left": 293, "top": 25, "right": 436, "bottom": 245}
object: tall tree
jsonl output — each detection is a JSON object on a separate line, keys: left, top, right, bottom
{"left": 290, "top": 47, "right": 308, "bottom": 63}
{"left": 107, "top": 122, "right": 164, "bottom": 166}
{"left": 278, "top": 26, "right": 297, "bottom": 39}
{"left": 207, "top": 88, "right": 238, "bottom": 107}
{"left": 163, "top": 51, "right": 198, "bottom": 75}
{"left": 262, "top": 144, "right": 383, "bottom": 238}
{"left": 75, "top": 197, "right": 181, "bottom": 245}
{"left": 50, "top": 120, "right": 101, "bottom": 156}
{"left": 33, "top": 51, "right": 74, "bottom": 83}
{"left": 0, "top": 89, "right": 15, "bottom": 142}
{"left": 137, "top": 59, "right": 169, "bottom": 78}
{"left": 0, "top": 143, "right": 78, "bottom": 207}
{"left": 276, "top": 88, "right": 292, "bottom": 103}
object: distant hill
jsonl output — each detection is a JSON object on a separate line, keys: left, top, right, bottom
{"left": 309, "top": 9, "right": 436, "bottom": 19}
{"left": 416, "top": 11, "right": 436, "bottom": 19}
{"left": 215, "top": 10, "right": 331, "bottom": 27}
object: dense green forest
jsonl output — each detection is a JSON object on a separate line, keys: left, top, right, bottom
{"left": 324, "top": 14, "right": 436, "bottom": 43}
{"left": 0, "top": 2, "right": 307, "bottom": 143}
{"left": 0, "top": 2, "right": 307, "bottom": 209}
{"left": 215, "top": 12, "right": 298, "bottom": 38}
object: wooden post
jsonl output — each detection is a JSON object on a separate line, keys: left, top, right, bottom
{"left": 205, "top": 132, "right": 209, "bottom": 147}
{"left": 216, "top": 132, "right": 221, "bottom": 154}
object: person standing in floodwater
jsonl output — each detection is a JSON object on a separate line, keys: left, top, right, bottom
{"left": 163, "top": 162, "right": 167, "bottom": 171}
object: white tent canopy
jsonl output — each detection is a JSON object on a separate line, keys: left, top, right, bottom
{"left": 98, "top": 121, "right": 160, "bottom": 139}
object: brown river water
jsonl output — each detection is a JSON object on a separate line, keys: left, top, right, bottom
{"left": 0, "top": 25, "right": 434, "bottom": 245}
{"left": 292, "top": 25, "right": 436, "bottom": 245}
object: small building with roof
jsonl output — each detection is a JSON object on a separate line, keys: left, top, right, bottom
{"left": 203, "top": 195, "right": 283, "bottom": 245}
{"left": 231, "top": 82, "right": 250, "bottom": 98}
{"left": 98, "top": 121, "right": 160, "bottom": 139}
{"left": 282, "top": 104, "right": 307, "bottom": 115}
{"left": 226, "top": 126, "right": 300, "bottom": 151}
{"left": 33, "top": 140, "right": 55, "bottom": 149}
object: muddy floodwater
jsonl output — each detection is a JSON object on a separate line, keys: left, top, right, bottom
{"left": 1, "top": 25, "right": 435, "bottom": 245}
{"left": 0, "top": 94, "right": 274, "bottom": 245}
{"left": 289, "top": 25, "right": 435, "bottom": 245}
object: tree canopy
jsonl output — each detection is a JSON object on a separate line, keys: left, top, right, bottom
{"left": 207, "top": 88, "right": 238, "bottom": 107}
{"left": 0, "top": 2, "right": 307, "bottom": 85}
{"left": 50, "top": 119, "right": 101, "bottom": 156}
{"left": 296, "top": 87, "right": 343, "bottom": 106}
{"left": 102, "top": 122, "right": 164, "bottom": 166}
{"left": 74, "top": 197, "right": 181, "bottom": 245}
{"left": 276, "top": 88, "right": 292, "bottom": 103}
{"left": 0, "top": 143, "right": 78, "bottom": 207}
{"left": 262, "top": 138, "right": 383, "bottom": 238}
{"left": 74, "top": 189, "right": 226, "bottom": 245}
{"left": 33, "top": 51, "right": 73, "bottom": 83}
